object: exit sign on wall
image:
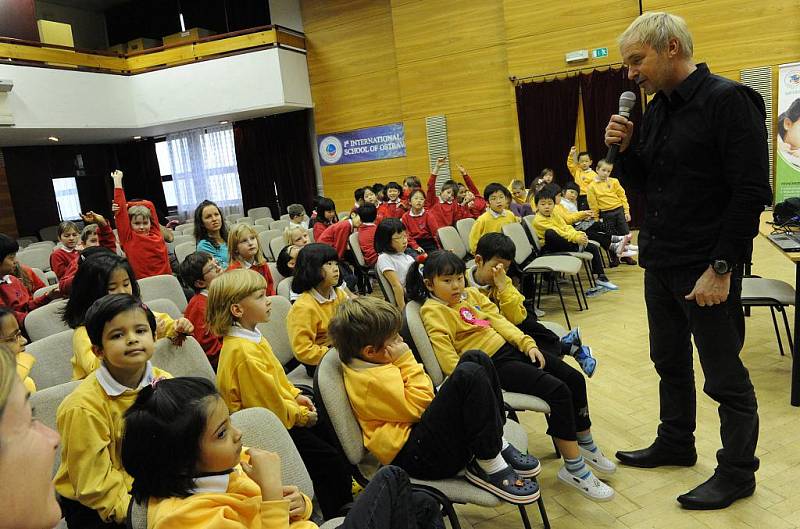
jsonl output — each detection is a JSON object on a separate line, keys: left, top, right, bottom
{"left": 592, "top": 47, "right": 609, "bottom": 59}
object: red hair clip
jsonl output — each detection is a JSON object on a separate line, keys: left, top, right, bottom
{"left": 417, "top": 253, "right": 428, "bottom": 264}
{"left": 150, "top": 376, "right": 165, "bottom": 389}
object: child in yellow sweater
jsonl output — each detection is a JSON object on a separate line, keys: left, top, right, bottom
{"left": 330, "top": 297, "right": 540, "bottom": 504}
{"left": 468, "top": 183, "right": 519, "bottom": 254}
{"left": 587, "top": 159, "right": 638, "bottom": 265}
{"left": 61, "top": 252, "right": 193, "bottom": 380}
{"left": 54, "top": 293, "right": 172, "bottom": 528}
{"left": 122, "top": 376, "right": 433, "bottom": 529}
{"left": 406, "top": 251, "right": 616, "bottom": 502}
{"left": 286, "top": 243, "right": 350, "bottom": 375}
{"left": 206, "top": 269, "right": 353, "bottom": 519}
{"left": 567, "top": 146, "right": 597, "bottom": 209}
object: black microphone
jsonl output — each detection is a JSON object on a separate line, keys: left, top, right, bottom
{"left": 606, "top": 91, "right": 637, "bottom": 164}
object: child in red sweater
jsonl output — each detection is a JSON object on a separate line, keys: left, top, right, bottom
{"left": 311, "top": 197, "right": 338, "bottom": 241}
{"left": 49, "top": 221, "right": 80, "bottom": 279}
{"left": 425, "top": 157, "right": 464, "bottom": 232}
{"left": 111, "top": 170, "right": 171, "bottom": 279}
{"left": 455, "top": 164, "right": 488, "bottom": 219}
{"left": 377, "top": 181, "right": 408, "bottom": 220}
{"left": 178, "top": 252, "right": 225, "bottom": 370}
{"left": 318, "top": 210, "right": 362, "bottom": 260}
{"left": 402, "top": 189, "right": 439, "bottom": 254}
{"left": 0, "top": 234, "right": 58, "bottom": 329}
{"left": 226, "top": 224, "right": 275, "bottom": 296}
{"left": 357, "top": 204, "right": 379, "bottom": 266}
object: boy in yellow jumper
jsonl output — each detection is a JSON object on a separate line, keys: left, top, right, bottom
{"left": 329, "top": 296, "right": 541, "bottom": 504}
{"left": 567, "top": 146, "right": 597, "bottom": 209}
{"left": 587, "top": 159, "right": 637, "bottom": 265}
{"left": 468, "top": 183, "right": 519, "bottom": 254}
{"left": 207, "top": 269, "right": 353, "bottom": 519}
{"left": 532, "top": 186, "right": 618, "bottom": 291}
{"left": 54, "top": 294, "right": 172, "bottom": 529}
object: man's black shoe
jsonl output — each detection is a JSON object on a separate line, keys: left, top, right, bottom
{"left": 677, "top": 472, "right": 755, "bottom": 510}
{"left": 615, "top": 442, "right": 697, "bottom": 468}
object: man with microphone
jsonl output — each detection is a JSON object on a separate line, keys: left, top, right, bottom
{"left": 605, "top": 12, "right": 772, "bottom": 510}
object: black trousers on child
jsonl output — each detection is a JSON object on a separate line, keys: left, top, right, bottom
{"left": 339, "top": 466, "right": 442, "bottom": 529}
{"left": 584, "top": 222, "right": 612, "bottom": 250}
{"left": 290, "top": 423, "right": 354, "bottom": 519}
{"left": 543, "top": 229, "right": 605, "bottom": 277}
{"left": 492, "top": 343, "right": 590, "bottom": 441}
{"left": 644, "top": 266, "right": 758, "bottom": 483}
{"left": 515, "top": 313, "right": 566, "bottom": 358}
{"left": 59, "top": 497, "right": 125, "bottom": 529}
{"left": 599, "top": 207, "right": 630, "bottom": 236}
{"left": 391, "top": 350, "right": 505, "bottom": 480}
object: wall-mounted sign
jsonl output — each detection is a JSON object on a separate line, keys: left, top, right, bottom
{"left": 317, "top": 123, "right": 406, "bottom": 166}
{"left": 592, "top": 47, "right": 609, "bottom": 59}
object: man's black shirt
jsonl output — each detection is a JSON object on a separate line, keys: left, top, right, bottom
{"left": 619, "top": 63, "right": 772, "bottom": 269}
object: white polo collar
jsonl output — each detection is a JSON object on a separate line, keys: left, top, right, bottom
{"left": 228, "top": 325, "right": 263, "bottom": 344}
{"left": 190, "top": 472, "right": 232, "bottom": 494}
{"left": 408, "top": 208, "right": 425, "bottom": 217}
{"left": 489, "top": 208, "right": 506, "bottom": 219}
{"left": 96, "top": 361, "right": 156, "bottom": 397}
{"left": 0, "top": 275, "right": 12, "bottom": 285}
{"left": 311, "top": 287, "right": 339, "bottom": 304}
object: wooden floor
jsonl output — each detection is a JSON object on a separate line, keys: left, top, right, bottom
{"left": 451, "top": 233, "right": 800, "bottom": 529}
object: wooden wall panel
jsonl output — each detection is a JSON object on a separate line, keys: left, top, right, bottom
{"left": 504, "top": 0, "right": 639, "bottom": 41}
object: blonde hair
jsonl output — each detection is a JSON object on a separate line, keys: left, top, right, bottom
{"left": 227, "top": 224, "right": 265, "bottom": 266}
{"left": 283, "top": 225, "right": 306, "bottom": 246}
{"left": 0, "top": 344, "right": 17, "bottom": 420}
{"left": 618, "top": 12, "right": 693, "bottom": 58}
{"left": 509, "top": 179, "right": 525, "bottom": 190}
{"left": 328, "top": 297, "right": 402, "bottom": 364}
{"left": 128, "top": 205, "right": 151, "bottom": 221}
{"left": 80, "top": 223, "right": 98, "bottom": 243}
{"left": 206, "top": 269, "right": 267, "bottom": 336}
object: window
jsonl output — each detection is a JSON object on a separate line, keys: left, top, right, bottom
{"left": 52, "top": 177, "right": 82, "bottom": 221}
{"left": 155, "top": 141, "right": 178, "bottom": 209}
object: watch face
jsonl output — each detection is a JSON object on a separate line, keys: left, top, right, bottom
{"left": 714, "top": 260, "right": 729, "bottom": 274}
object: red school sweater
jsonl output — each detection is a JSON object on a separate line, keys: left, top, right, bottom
{"left": 49, "top": 246, "right": 80, "bottom": 280}
{"left": 58, "top": 224, "right": 117, "bottom": 296}
{"left": 401, "top": 209, "right": 438, "bottom": 250}
{"left": 424, "top": 173, "right": 463, "bottom": 232}
{"left": 357, "top": 223, "right": 378, "bottom": 266}
{"left": 0, "top": 274, "right": 50, "bottom": 328}
{"left": 377, "top": 200, "right": 408, "bottom": 220}
{"left": 114, "top": 188, "right": 171, "bottom": 279}
{"left": 318, "top": 219, "right": 355, "bottom": 259}
{"left": 312, "top": 219, "right": 335, "bottom": 242}
{"left": 182, "top": 292, "right": 222, "bottom": 370}
{"left": 227, "top": 260, "right": 276, "bottom": 296}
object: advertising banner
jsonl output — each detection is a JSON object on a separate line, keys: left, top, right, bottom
{"left": 317, "top": 123, "right": 406, "bottom": 166}
{"left": 776, "top": 62, "right": 800, "bottom": 202}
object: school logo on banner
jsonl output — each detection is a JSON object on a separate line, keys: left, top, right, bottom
{"left": 316, "top": 123, "right": 406, "bottom": 166}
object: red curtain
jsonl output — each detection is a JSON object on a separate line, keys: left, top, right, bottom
{"left": 579, "top": 67, "right": 646, "bottom": 227}
{"left": 515, "top": 76, "right": 580, "bottom": 188}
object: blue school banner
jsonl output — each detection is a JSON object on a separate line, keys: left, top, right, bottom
{"left": 317, "top": 123, "right": 406, "bottom": 166}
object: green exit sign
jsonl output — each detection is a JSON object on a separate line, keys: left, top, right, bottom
{"left": 592, "top": 47, "right": 609, "bottom": 59}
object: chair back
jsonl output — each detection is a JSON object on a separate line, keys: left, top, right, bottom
{"left": 455, "top": 218, "right": 475, "bottom": 251}
{"left": 27, "top": 329, "right": 76, "bottom": 390}
{"left": 17, "top": 236, "right": 39, "bottom": 248}
{"left": 175, "top": 223, "right": 195, "bottom": 235}
{"left": 539, "top": 320, "right": 568, "bottom": 339}
{"left": 235, "top": 216, "right": 254, "bottom": 226}
{"left": 31, "top": 380, "right": 81, "bottom": 475}
{"left": 269, "top": 236, "right": 288, "bottom": 263}
{"left": 172, "top": 234, "right": 195, "bottom": 247}
{"left": 254, "top": 217, "right": 273, "bottom": 227}
{"left": 404, "top": 301, "right": 445, "bottom": 386}
{"left": 16, "top": 246, "right": 52, "bottom": 271}
{"left": 25, "top": 299, "right": 70, "bottom": 342}
{"left": 39, "top": 225, "right": 60, "bottom": 242}
{"left": 33, "top": 283, "right": 59, "bottom": 299}
{"left": 258, "top": 230, "right": 283, "bottom": 260}
{"left": 25, "top": 240, "right": 56, "bottom": 251}
{"left": 248, "top": 207, "right": 273, "bottom": 220}
{"left": 227, "top": 213, "right": 243, "bottom": 223}
{"left": 437, "top": 227, "right": 467, "bottom": 259}
{"left": 30, "top": 267, "right": 48, "bottom": 285}
{"left": 256, "top": 296, "right": 294, "bottom": 366}
{"left": 522, "top": 215, "right": 543, "bottom": 252}
{"left": 280, "top": 214, "right": 291, "bottom": 221}
{"left": 145, "top": 298, "right": 182, "bottom": 320}
{"left": 139, "top": 274, "right": 188, "bottom": 312}
{"left": 277, "top": 277, "right": 294, "bottom": 300}
{"left": 151, "top": 336, "right": 215, "bottom": 383}
{"left": 269, "top": 219, "right": 290, "bottom": 232}
{"left": 315, "top": 349, "right": 367, "bottom": 466}
{"left": 267, "top": 262, "right": 285, "bottom": 287}
{"left": 174, "top": 241, "right": 197, "bottom": 264}
{"left": 348, "top": 232, "right": 367, "bottom": 268}
{"left": 502, "top": 223, "right": 534, "bottom": 265}
{"left": 375, "top": 266, "right": 397, "bottom": 306}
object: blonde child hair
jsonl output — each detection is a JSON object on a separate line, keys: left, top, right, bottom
{"left": 80, "top": 223, "right": 98, "bottom": 244}
{"left": 127, "top": 205, "right": 151, "bottom": 221}
{"left": 206, "top": 269, "right": 267, "bottom": 336}
{"left": 284, "top": 225, "right": 307, "bottom": 246}
{"left": 227, "top": 224, "right": 266, "bottom": 267}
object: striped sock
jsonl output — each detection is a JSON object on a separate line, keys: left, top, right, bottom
{"left": 564, "top": 455, "right": 591, "bottom": 479}
{"left": 577, "top": 431, "right": 598, "bottom": 453}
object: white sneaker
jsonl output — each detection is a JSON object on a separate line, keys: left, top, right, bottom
{"left": 620, "top": 249, "right": 638, "bottom": 258}
{"left": 579, "top": 446, "right": 617, "bottom": 474}
{"left": 534, "top": 307, "right": 546, "bottom": 318}
{"left": 557, "top": 466, "right": 615, "bottom": 501}
{"left": 596, "top": 279, "right": 618, "bottom": 290}
{"left": 627, "top": 244, "right": 638, "bottom": 251}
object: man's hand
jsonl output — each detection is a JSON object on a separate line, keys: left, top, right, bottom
{"left": 685, "top": 266, "right": 731, "bottom": 307}
{"left": 605, "top": 115, "right": 635, "bottom": 153}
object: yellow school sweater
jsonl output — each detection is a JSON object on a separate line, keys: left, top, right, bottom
{"left": 343, "top": 350, "right": 434, "bottom": 465}
{"left": 468, "top": 209, "right": 518, "bottom": 254}
{"left": 146, "top": 466, "right": 315, "bottom": 529}
{"left": 587, "top": 177, "right": 630, "bottom": 217}
{"left": 566, "top": 154, "right": 598, "bottom": 195}
{"left": 466, "top": 267, "right": 527, "bottom": 325}
{"left": 287, "top": 287, "right": 348, "bottom": 366}
{"left": 71, "top": 311, "right": 176, "bottom": 380}
{"left": 419, "top": 288, "right": 536, "bottom": 376}
{"left": 531, "top": 212, "right": 583, "bottom": 245}
{"left": 16, "top": 351, "right": 36, "bottom": 393}
{"left": 554, "top": 203, "right": 586, "bottom": 226}
{"left": 54, "top": 363, "right": 171, "bottom": 524}
{"left": 216, "top": 330, "right": 310, "bottom": 429}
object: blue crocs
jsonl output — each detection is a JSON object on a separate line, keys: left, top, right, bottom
{"left": 574, "top": 346, "right": 597, "bottom": 378}
{"left": 465, "top": 460, "right": 540, "bottom": 504}
{"left": 561, "top": 326, "right": 583, "bottom": 352}
{"left": 501, "top": 444, "right": 541, "bottom": 478}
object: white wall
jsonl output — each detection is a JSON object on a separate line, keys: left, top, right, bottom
{"left": 35, "top": 1, "right": 108, "bottom": 50}
{"left": 269, "top": 0, "right": 303, "bottom": 32}
{"left": 0, "top": 48, "right": 312, "bottom": 145}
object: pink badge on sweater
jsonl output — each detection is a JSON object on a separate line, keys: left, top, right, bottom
{"left": 459, "top": 307, "right": 490, "bottom": 327}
